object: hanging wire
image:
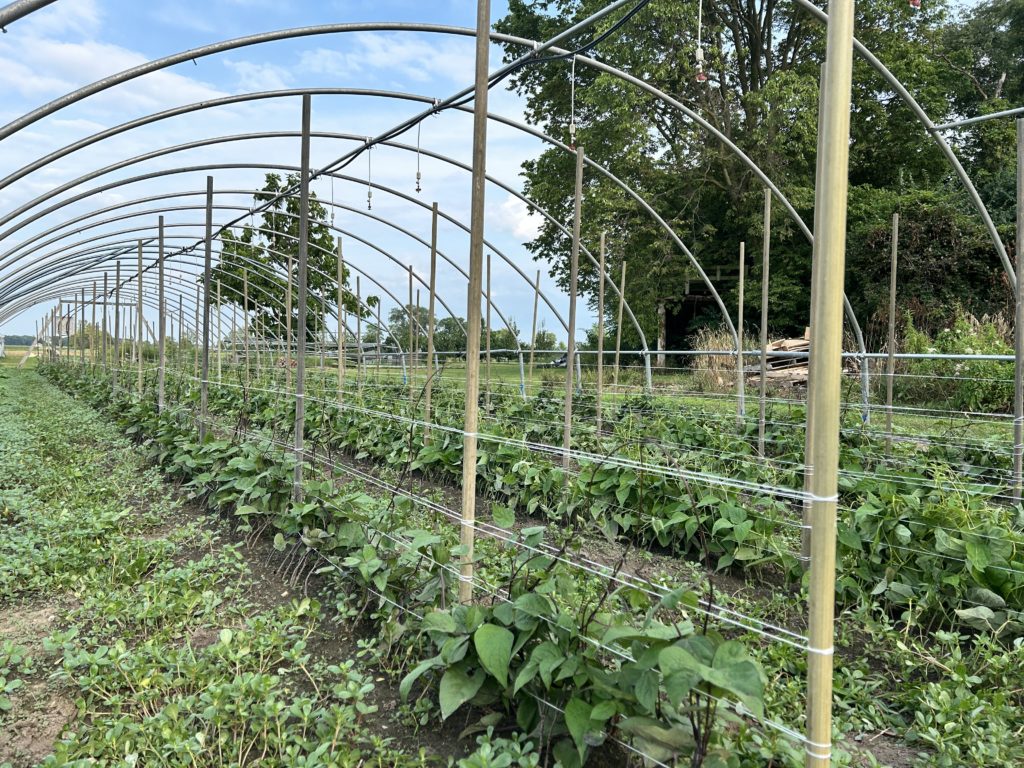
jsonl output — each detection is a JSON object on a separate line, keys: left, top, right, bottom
{"left": 330, "top": 174, "right": 336, "bottom": 226}
{"left": 695, "top": 0, "right": 707, "bottom": 83}
{"left": 415, "top": 123, "right": 422, "bottom": 193}
{"left": 569, "top": 55, "right": 578, "bottom": 150}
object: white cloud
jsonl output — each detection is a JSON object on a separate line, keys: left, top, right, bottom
{"left": 223, "top": 60, "right": 291, "bottom": 92}
{"left": 8, "top": 0, "right": 100, "bottom": 37}
{"left": 299, "top": 32, "right": 474, "bottom": 86}
{"left": 494, "top": 194, "right": 540, "bottom": 240}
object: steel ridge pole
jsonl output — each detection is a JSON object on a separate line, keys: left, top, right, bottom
{"left": 458, "top": 0, "right": 491, "bottom": 606}
{"left": 804, "top": 0, "right": 856, "bottom": 762}
{"left": 199, "top": 176, "right": 213, "bottom": 441}
{"left": 294, "top": 94, "right": 312, "bottom": 504}
{"left": 157, "top": 216, "right": 166, "bottom": 411}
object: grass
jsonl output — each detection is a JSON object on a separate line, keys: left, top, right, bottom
{"left": 0, "top": 368, "right": 443, "bottom": 767}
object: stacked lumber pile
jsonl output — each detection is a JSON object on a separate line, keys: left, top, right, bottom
{"left": 747, "top": 330, "right": 810, "bottom": 387}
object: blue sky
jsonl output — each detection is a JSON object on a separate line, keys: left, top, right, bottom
{"left": 0, "top": 0, "right": 591, "bottom": 340}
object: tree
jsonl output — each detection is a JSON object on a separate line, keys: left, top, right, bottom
{"left": 211, "top": 173, "right": 361, "bottom": 342}
{"left": 495, "top": 0, "right": 1000, "bottom": 340}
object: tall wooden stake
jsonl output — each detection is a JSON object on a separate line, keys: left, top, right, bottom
{"left": 355, "top": 276, "right": 363, "bottom": 397}
{"left": 885, "top": 212, "right": 899, "bottom": 454}
{"left": 736, "top": 241, "right": 746, "bottom": 424}
{"left": 243, "top": 269, "right": 250, "bottom": 385}
{"left": 758, "top": 192, "right": 771, "bottom": 457}
{"left": 485, "top": 253, "right": 492, "bottom": 407}
{"left": 293, "top": 94, "right": 312, "bottom": 502}
{"left": 158, "top": 216, "right": 166, "bottom": 411}
{"left": 102, "top": 272, "right": 108, "bottom": 370}
{"left": 337, "top": 238, "right": 345, "bottom": 400}
{"left": 200, "top": 175, "right": 213, "bottom": 441}
{"left": 528, "top": 269, "right": 540, "bottom": 388}
{"left": 113, "top": 264, "right": 121, "bottom": 392}
{"left": 614, "top": 261, "right": 627, "bottom": 387}
{"left": 1015, "top": 119, "right": 1024, "bottom": 501}
{"left": 596, "top": 231, "right": 606, "bottom": 433}
{"left": 408, "top": 264, "right": 415, "bottom": 402}
{"left": 804, "top": 2, "right": 855, "bottom": 762}
{"left": 136, "top": 240, "right": 144, "bottom": 394}
{"left": 562, "top": 146, "right": 584, "bottom": 475}
{"left": 459, "top": 0, "right": 491, "bottom": 604}
{"left": 425, "top": 203, "right": 439, "bottom": 439}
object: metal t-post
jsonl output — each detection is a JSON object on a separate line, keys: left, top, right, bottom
{"left": 562, "top": 146, "right": 584, "bottom": 476}
{"left": 199, "top": 175, "right": 213, "bottom": 441}
{"left": 458, "top": 0, "right": 491, "bottom": 605}
{"left": 157, "top": 216, "right": 166, "bottom": 411}
{"left": 293, "top": 94, "right": 312, "bottom": 502}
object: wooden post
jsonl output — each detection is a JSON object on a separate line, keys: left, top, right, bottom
{"left": 158, "top": 217, "right": 166, "bottom": 411}
{"left": 736, "top": 241, "right": 746, "bottom": 424}
{"left": 656, "top": 300, "right": 666, "bottom": 369}
{"left": 1013, "top": 117, "right": 1024, "bottom": 501}
{"left": 613, "top": 261, "right": 627, "bottom": 388}
{"left": 136, "top": 240, "right": 144, "bottom": 395}
{"left": 485, "top": 253, "right": 492, "bottom": 408}
{"left": 243, "top": 269, "right": 250, "bottom": 385}
{"left": 375, "top": 300, "right": 382, "bottom": 383}
{"left": 804, "top": 2, "right": 855, "bottom": 761}
{"left": 459, "top": 0, "right": 491, "bottom": 605}
{"left": 286, "top": 252, "right": 293, "bottom": 386}
{"left": 355, "top": 276, "right": 363, "bottom": 397}
{"left": 113, "top": 263, "right": 121, "bottom": 392}
{"left": 200, "top": 175, "right": 213, "bottom": 441}
{"left": 91, "top": 281, "right": 97, "bottom": 365}
{"left": 885, "top": 212, "right": 899, "bottom": 454}
{"left": 293, "top": 94, "right": 312, "bottom": 502}
{"left": 596, "top": 231, "right": 605, "bottom": 433}
{"left": 425, "top": 203, "right": 439, "bottom": 439}
{"left": 102, "top": 272, "right": 108, "bottom": 371}
{"left": 758, "top": 191, "right": 771, "bottom": 457}
{"left": 408, "top": 264, "right": 415, "bottom": 402}
{"left": 216, "top": 280, "right": 222, "bottom": 383}
{"left": 337, "top": 238, "right": 345, "bottom": 401}
{"left": 562, "top": 146, "right": 584, "bottom": 475}
{"left": 194, "top": 284, "right": 200, "bottom": 381}
{"left": 528, "top": 269, "right": 540, "bottom": 389}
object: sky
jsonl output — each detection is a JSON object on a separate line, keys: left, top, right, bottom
{"left": 0, "top": 0, "right": 591, "bottom": 340}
